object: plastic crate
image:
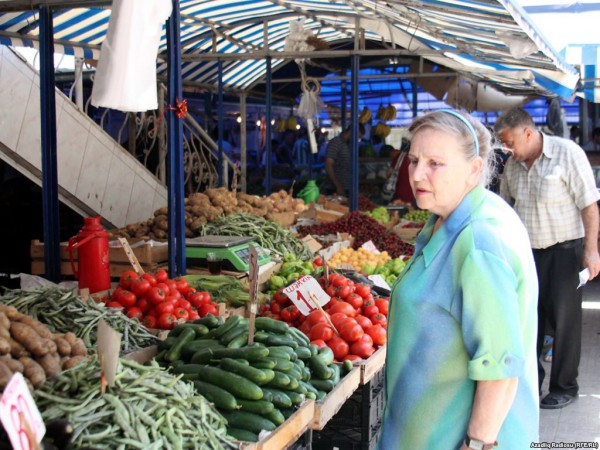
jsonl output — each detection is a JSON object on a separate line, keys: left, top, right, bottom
{"left": 312, "top": 426, "right": 381, "bottom": 450}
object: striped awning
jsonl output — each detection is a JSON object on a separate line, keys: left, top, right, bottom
{"left": 0, "top": 0, "right": 581, "bottom": 101}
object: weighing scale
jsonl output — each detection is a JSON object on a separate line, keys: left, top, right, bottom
{"left": 185, "top": 235, "right": 271, "bottom": 272}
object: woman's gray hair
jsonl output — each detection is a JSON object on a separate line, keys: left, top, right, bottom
{"left": 408, "top": 110, "right": 497, "bottom": 188}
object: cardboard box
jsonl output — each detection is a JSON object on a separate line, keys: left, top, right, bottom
{"left": 299, "top": 204, "right": 345, "bottom": 223}
{"left": 268, "top": 211, "right": 297, "bottom": 227}
{"left": 324, "top": 200, "right": 350, "bottom": 214}
{"left": 301, "top": 235, "right": 323, "bottom": 253}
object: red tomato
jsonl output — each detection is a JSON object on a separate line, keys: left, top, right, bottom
{"left": 177, "top": 299, "right": 192, "bottom": 311}
{"left": 147, "top": 287, "right": 167, "bottom": 305}
{"left": 370, "top": 313, "right": 387, "bottom": 328}
{"left": 188, "top": 292, "right": 205, "bottom": 309}
{"left": 174, "top": 308, "right": 189, "bottom": 321}
{"left": 330, "top": 312, "right": 350, "bottom": 329}
{"left": 126, "top": 307, "right": 144, "bottom": 320}
{"left": 355, "top": 314, "right": 373, "bottom": 330}
{"left": 155, "top": 269, "right": 168, "bottom": 283}
{"left": 354, "top": 284, "right": 372, "bottom": 299}
{"left": 157, "top": 312, "right": 176, "bottom": 330}
{"left": 306, "top": 310, "right": 330, "bottom": 327}
{"left": 325, "top": 285, "right": 337, "bottom": 297}
{"left": 343, "top": 354, "right": 362, "bottom": 362}
{"left": 119, "top": 271, "right": 139, "bottom": 290}
{"left": 131, "top": 278, "right": 151, "bottom": 298}
{"left": 363, "top": 304, "right": 379, "bottom": 317}
{"left": 312, "top": 256, "right": 323, "bottom": 267}
{"left": 350, "top": 339, "right": 375, "bottom": 359}
{"left": 156, "top": 283, "right": 170, "bottom": 295}
{"left": 329, "top": 301, "right": 357, "bottom": 318}
{"left": 280, "top": 307, "right": 292, "bottom": 323}
{"left": 310, "top": 339, "right": 327, "bottom": 349}
{"left": 199, "top": 303, "right": 218, "bottom": 317}
{"left": 366, "top": 324, "right": 387, "bottom": 346}
{"left": 118, "top": 290, "right": 136, "bottom": 309}
{"left": 273, "top": 289, "right": 289, "bottom": 305}
{"left": 201, "top": 292, "right": 212, "bottom": 303}
{"left": 142, "top": 315, "right": 157, "bottom": 328}
{"left": 332, "top": 275, "right": 348, "bottom": 288}
{"left": 340, "top": 321, "right": 364, "bottom": 343}
{"left": 174, "top": 277, "right": 189, "bottom": 292}
{"left": 142, "top": 273, "right": 157, "bottom": 287}
{"left": 360, "top": 333, "right": 374, "bottom": 346}
{"left": 270, "top": 303, "right": 281, "bottom": 314}
{"left": 328, "top": 335, "right": 349, "bottom": 360}
{"left": 188, "top": 310, "right": 200, "bottom": 321}
{"left": 345, "top": 293, "right": 364, "bottom": 310}
{"left": 136, "top": 297, "right": 151, "bottom": 314}
{"left": 334, "top": 285, "right": 351, "bottom": 300}
{"left": 375, "top": 298, "right": 389, "bottom": 316}
{"left": 106, "top": 301, "right": 123, "bottom": 309}
{"left": 164, "top": 280, "right": 177, "bottom": 295}
{"left": 155, "top": 301, "right": 175, "bottom": 315}
{"left": 310, "top": 322, "right": 334, "bottom": 342}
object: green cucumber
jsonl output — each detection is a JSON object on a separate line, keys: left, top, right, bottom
{"left": 287, "top": 391, "right": 304, "bottom": 405}
{"left": 266, "top": 349, "right": 290, "bottom": 361}
{"left": 266, "top": 334, "right": 298, "bottom": 349}
{"left": 212, "top": 315, "right": 243, "bottom": 339}
{"left": 251, "top": 359, "right": 276, "bottom": 370}
{"left": 227, "top": 332, "right": 249, "bottom": 349}
{"left": 212, "top": 346, "right": 270, "bottom": 361}
{"left": 236, "top": 398, "right": 275, "bottom": 415}
{"left": 173, "top": 363, "right": 205, "bottom": 374}
{"left": 265, "top": 357, "right": 294, "bottom": 372}
{"left": 316, "top": 390, "right": 327, "bottom": 400}
{"left": 226, "top": 427, "right": 258, "bottom": 443}
{"left": 317, "top": 346, "right": 335, "bottom": 365}
{"left": 195, "top": 365, "right": 264, "bottom": 400}
{"left": 158, "top": 336, "right": 177, "bottom": 351}
{"left": 181, "top": 339, "right": 224, "bottom": 359}
{"left": 253, "top": 331, "right": 270, "bottom": 342}
{"left": 219, "top": 320, "right": 249, "bottom": 344}
{"left": 193, "top": 380, "right": 237, "bottom": 410}
{"left": 342, "top": 359, "right": 354, "bottom": 375}
{"left": 192, "top": 313, "right": 222, "bottom": 329}
{"left": 190, "top": 347, "right": 216, "bottom": 364}
{"left": 219, "top": 358, "right": 275, "bottom": 385}
{"left": 255, "top": 317, "right": 289, "bottom": 334}
{"left": 164, "top": 328, "right": 196, "bottom": 363}
{"left": 280, "top": 407, "right": 297, "bottom": 420}
{"left": 221, "top": 411, "right": 277, "bottom": 434}
{"left": 294, "top": 346, "right": 312, "bottom": 360}
{"left": 309, "top": 355, "right": 333, "bottom": 380}
{"left": 309, "top": 344, "right": 319, "bottom": 356}
{"left": 304, "top": 391, "right": 316, "bottom": 400}
{"left": 265, "top": 371, "right": 291, "bottom": 389}
{"left": 309, "top": 378, "right": 335, "bottom": 392}
{"left": 267, "top": 346, "right": 297, "bottom": 361}
{"left": 330, "top": 363, "right": 341, "bottom": 385}
{"left": 171, "top": 322, "right": 210, "bottom": 337}
{"left": 300, "top": 381, "right": 319, "bottom": 397}
{"left": 262, "top": 408, "right": 285, "bottom": 426}
{"left": 288, "top": 327, "right": 310, "bottom": 347}
{"left": 292, "top": 382, "right": 307, "bottom": 395}
{"left": 261, "top": 388, "right": 292, "bottom": 408}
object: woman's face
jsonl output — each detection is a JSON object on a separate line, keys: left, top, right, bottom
{"left": 408, "top": 128, "right": 482, "bottom": 220}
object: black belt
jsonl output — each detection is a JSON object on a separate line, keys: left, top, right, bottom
{"left": 536, "top": 238, "right": 583, "bottom": 251}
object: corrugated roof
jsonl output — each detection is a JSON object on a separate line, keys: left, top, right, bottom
{"left": 0, "top": 0, "right": 581, "bottom": 101}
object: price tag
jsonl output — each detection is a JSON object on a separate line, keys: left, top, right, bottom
{"left": 117, "top": 237, "right": 145, "bottom": 275}
{"left": 283, "top": 276, "right": 330, "bottom": 316}
{"left": 0, "top": 373, "right": 45, "bottom": 450}
{"left": 368, "top": 274, "right": 391, "bottom": 291}
{"left": 97, "top": 319, "right": 122, "bottom": 389}
{"left": 361, "top": 240, "right": 380, "bottom": 254}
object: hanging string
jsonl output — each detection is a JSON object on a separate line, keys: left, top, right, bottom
{"left": 150, "top": 98, "right": 188, "bottom": 134}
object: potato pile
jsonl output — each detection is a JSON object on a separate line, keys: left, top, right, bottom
{"left": 108, "top": 188, "right": 308, "bottom": 241}
{"left": 0, "top": 304, "right": 88, "bottom": 390}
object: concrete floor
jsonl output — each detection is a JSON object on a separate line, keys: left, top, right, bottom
{"left": 538, "top": 279, "right": 600, "bottom": 445}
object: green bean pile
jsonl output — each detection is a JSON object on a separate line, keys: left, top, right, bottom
{"left": 36, "top": 357, "right": 236, "bottom": 449}
{"left": 0, "top": 288, "right": 158, "bottom": 352}
{"left": 199, "top": 213, "right": 312, "bottom": 261}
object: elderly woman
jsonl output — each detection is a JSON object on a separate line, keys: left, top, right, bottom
{"left": 377, "top": 111, "right": 539, "bottom": 450}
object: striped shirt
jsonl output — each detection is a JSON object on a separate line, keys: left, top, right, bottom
{"left": 378, "top": 186, "right": 539, "bottom": 450}
{"left": 325, "top": 134, "right": 351, "bottom": 192}
{"left": 499, "top": 134, "right": 599, "bottom": 249}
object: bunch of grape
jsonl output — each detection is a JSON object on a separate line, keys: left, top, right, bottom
{"left": 403, "top": 209, "right": 432, "bottom": 223}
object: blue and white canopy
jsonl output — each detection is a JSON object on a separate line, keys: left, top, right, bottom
{"left": 0, "top": 0, "right": 582, "bottom": 101}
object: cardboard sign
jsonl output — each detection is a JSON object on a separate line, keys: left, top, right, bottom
{"left": 0, "top": 373, "right": 45, "bottom": 450}
{"left": 368, "top": 274, "right": 391, "bottom": 291}
{"left": 97, "top": 319, "right": 122, "bottom": 388}
{"left": 282, "top": 276, "right": 330, "bottom": 316}
{"left": 361, "top": 240, "right": 380, "bottom": 254}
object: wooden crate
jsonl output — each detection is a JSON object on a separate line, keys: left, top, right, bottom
{"left": 241, "top": 399, "right": 315, "bottom": 450}
{"left": 30, "top": 239, "right": 169, "bottom": 278}
{"left": 310, "top": 366, "right": 361, "bottom": 430}
{"left": 355, "top": 345, "right": 386, "bottom": 384}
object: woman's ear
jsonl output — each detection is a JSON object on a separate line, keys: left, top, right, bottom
{"left": 469, "top": 157, "right": 484, "bottom": 185}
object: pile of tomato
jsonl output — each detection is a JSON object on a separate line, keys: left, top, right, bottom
{"left": 262, "top": 273, "right": 388, "bottom": 362}
{"left": 101, "top": 270, "right": 220, "bottom": 330}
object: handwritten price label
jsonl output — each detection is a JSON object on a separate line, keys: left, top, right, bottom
{"left": 0, "top": 373, "right": 45, "bottom": 450}
{"left": 283, "top": 276, "right": 330, "bottom": 316}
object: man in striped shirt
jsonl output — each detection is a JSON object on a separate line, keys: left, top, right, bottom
{"left": 324, "top": 124, "right": 365, "bottom": 196}
{"left": 495, "top": 107, "right": 600, "bottom": 410}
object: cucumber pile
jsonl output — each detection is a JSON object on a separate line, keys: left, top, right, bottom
{"left": 156, "top": 314, "right": 353, "bottom": 442}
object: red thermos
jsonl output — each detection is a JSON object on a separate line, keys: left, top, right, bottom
{"left": 67, "top": 216, "right": 111, "bottom": 294}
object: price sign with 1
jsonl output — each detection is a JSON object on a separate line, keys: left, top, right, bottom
{"left": 282, "top": 276, "right": 330, "bottom": 316}
{"left": 0, "top": 372, "right": 45, "bottom": 450}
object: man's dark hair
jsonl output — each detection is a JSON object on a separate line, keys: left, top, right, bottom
{"left": 494, "top": 108, "right": 535, "bottom": 132}
{"left": 343, "top": 123, "right": 365, "bottom": 135}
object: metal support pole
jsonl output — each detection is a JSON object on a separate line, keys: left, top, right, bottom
{"left": 265, "top": 55, "right": 273, "bottom": 195}
{"left": 217, "top": 59, "right": 224, "bottom": 187}
{"left": 166, "top": 0, "right": 186, "bottom": 276}
{"left": 412, "top": 80, "right": 418, "bottom": 118}
{"left": 341, "top": 80, "right": 347, "bottom": 131}
{"left": 240, "top": 94, "right": 247, "bottom": 192}
{"left": 39, "top": 5, "right": 60, "bottom": 283}
{"left": 74, "top": 57, "right": 84, "bottom": 110}
{"left": 350, "top": 54, "right": 360, "bottom": 212}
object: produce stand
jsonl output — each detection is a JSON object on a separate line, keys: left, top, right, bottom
{"left": 355, "top": 345, "right": 386, "bottom": 384}
{"left": 310, "top": 365, "right": 361, "bottom": 430}
{"left": 241, "top": 399, "right": 315, "bottom": 450}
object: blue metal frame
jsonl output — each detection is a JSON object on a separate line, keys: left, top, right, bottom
{"left": 217, "top": 59, "right": 224, "bottom": 187}
{"left": 265, "top": 55, "right": 272, "bottom": 195}
{"left": 166, "top": 0, "right": 186, "bottom": 276}
{"left": 349, "top": 55, "right": 359, "bottom": 211}
{"left": 39, "top": 5, "right": 60, "bottom": 283}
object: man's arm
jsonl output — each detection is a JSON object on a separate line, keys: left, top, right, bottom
{"left": 325, "top": 157, "right": 344, "bottom": 195}
{"left": 581, "top": 202, "right": 600, "bottom": 280}
{"left": 459, "top": 378, "right": 518, "bottom": 449}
